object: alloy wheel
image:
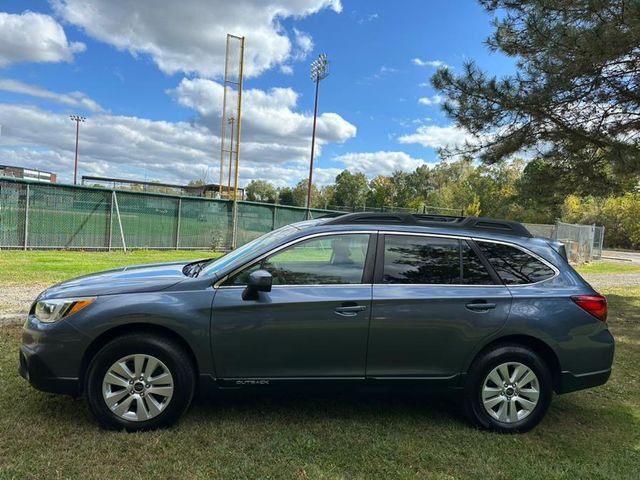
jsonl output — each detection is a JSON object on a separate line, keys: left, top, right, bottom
{"left": 102, "top": 354, "right": 174, "bottom": 422}
{"left": 481, "top": 361, "right": 540, "bottom": 423}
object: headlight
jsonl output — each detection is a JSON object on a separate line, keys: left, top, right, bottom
{"left": 34, "top": 297, "right": 96, "bottom": 323}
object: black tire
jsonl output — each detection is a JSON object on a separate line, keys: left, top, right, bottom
{"left": 85, "top": 333, "right": 196, "bottom": 431}
{"left": 464, "top": 344, "right": 553, "bottom": 433}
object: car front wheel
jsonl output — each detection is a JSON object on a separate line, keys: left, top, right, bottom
{"left": 464, "top": 344, "right": 553, "bottom": 433}
{"left": 85, "top": 333, "right": 195, "bottom": 431}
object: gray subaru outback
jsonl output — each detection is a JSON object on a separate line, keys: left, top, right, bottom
{"left": 20, "top": 213, "right": 614, "bottom": 432}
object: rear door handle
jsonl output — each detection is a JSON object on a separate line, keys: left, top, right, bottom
{"left": 334, "top": 304, "right": 367, "bottom": 317}
{"left": 465, "top": 301, "right": 497, "bottom": 312}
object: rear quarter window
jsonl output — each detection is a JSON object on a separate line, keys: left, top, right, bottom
{"left": 477, "top": 242, "right": 556, "bottom": 285}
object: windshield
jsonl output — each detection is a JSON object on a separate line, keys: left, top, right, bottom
{"left": 198, "top": 224, "right": 300, "bottom": 277}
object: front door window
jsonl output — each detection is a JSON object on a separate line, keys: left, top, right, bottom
{"left": 226, "top": 234, "right": 370, "bottom": 286}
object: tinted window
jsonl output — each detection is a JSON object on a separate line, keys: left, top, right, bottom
{"left": 383, "top": 236, "right": 460, "bottom": 284}
{"left": 478, "top": 242, "right": 555, "bottom": 285}
{"left": 462, "top": 242, "right": 494, "bottom": 285}
{"left": 228, "top": 234, "right": 369, "bottom": 286}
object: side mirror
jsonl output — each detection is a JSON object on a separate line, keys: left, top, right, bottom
{"left": 242, "top": 270, "right": 272, "bottom": 300}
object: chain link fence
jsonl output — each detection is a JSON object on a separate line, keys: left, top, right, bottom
{"left": 1, "top": 177, "right": 605, "bottom": 262}
{"left": 524, "top": 221, "right": 604, "bottom": 263}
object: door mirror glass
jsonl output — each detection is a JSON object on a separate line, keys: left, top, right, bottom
{"left": 242, "top": 270, "right": 272, "bottom": 300}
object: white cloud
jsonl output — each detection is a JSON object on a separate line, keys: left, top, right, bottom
{"left": 357, "top": 13, "right": 379, "bottom": 24}
{"left": 169, "top": 77, "right": 356, "bottom": 146}
{"left": 0, "top": 76, "right": 356, "bottom": 187}
{"left": 0, "top": 79, "right": 103, "bottom": 112}
{"left": 280, "top": 65, "right": 294, "bottom": 75}
{"left": 411, "top": 58, "right": 451, "bottom": 69}
{"left": 363, "top": 65, "right": 398, "bottom": 82}
{"left": 292, "top": 28, "right": 314, "bottom": 61}
{"left": 51, "top": 0, "right": 341, "bottom": 78}
{"left": 0, "top": 11, "right": 85, "bottom": 67}
{"left": 333, "top": 151, "right": 426, "bottom": 177}
{"left": 398, "top": 124, "right": 476, "bottom": 150}
{"left": 417, "top": 95, "right": 443, "bottom": 106}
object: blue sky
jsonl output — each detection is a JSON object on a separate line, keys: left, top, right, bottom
{"left": 0, "top": 0, "right": 514, "bottom": 186}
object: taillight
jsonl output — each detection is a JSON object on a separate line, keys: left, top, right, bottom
{"left": 572, "top": 295, "right": 608, "bottom": 322}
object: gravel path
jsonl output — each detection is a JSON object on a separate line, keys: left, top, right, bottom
{"left": 1, "top": 274, "right": 638, "bottom": 327}
{"left": 581, "top": 273, "right": 640, "bottom": 288}
{"left": 0, "top": 284, "right": 47, "bottom": 326}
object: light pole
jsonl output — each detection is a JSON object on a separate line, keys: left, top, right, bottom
{"left": 70, "top": 115, "right": 86, "bottom": 184}
{"left": 227, "top": 116, "right": 235, "bottom": 198}
{"left": 307, "top": 53, "right": 329, "bottom": 212}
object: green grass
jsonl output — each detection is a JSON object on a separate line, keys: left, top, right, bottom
{"left": 0, "top": 250, "right": 221, "bottom": 285}
{"left": 575, "top": 261, "right": 640, "bottom": 275}
{"left": 0, "top": 285, "right": 639, "bottom": 478}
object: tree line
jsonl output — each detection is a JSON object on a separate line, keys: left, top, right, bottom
{"left": 245, "top": 157, "right": 640, "bottom": 249}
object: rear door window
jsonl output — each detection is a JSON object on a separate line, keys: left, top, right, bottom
{"left": 477, "top": 241, "right": 556, "bottom": 285}
{"left": 382, "top": 235, "right": 495, "bottom": 285}
{"left": 383, "top": 235, "right": 460, "bottom": 284}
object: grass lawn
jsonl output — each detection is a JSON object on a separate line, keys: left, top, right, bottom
{"left": 575, "top": 261, "right": 640, "bottom": 275}
{"left": 0, "top": 250, "right": 221, "bottom": 285}
{"left": 0, "top": 251, "right": 638, "bottom": 478}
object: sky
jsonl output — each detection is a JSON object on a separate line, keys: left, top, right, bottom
{"left": 0, "top": 0, "right": 515, "bottom": 187}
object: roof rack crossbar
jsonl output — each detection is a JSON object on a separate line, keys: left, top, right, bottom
{"left": 323, "top": 212, "right": 532, "bottom": 237}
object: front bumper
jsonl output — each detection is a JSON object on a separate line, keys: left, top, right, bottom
{"left": 20, "top": 315, "right": 89, "bottom": 396}
{"left": 19, "top": 344, "right": 80, "bottom": 396}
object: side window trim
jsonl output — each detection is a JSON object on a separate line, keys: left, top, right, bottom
{"left": 376, "top": 232, "right": 496, "bottom": 287}
{"left": 361, "top": 232, "right": 378, "bottom": 284}
{"left": 472, "top": 237, "right": 560, "bottom": 286}
{"left": 374, "top": 232, "right": 535, "bottom": 287}
{"left": 466, "top": 239, "right": 503, "bottom": 285}
{"left": 216, "top": 231, "right": 374, "bottom": 288}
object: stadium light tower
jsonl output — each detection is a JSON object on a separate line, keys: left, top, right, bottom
{"left": 306, "top": 53, "right": 329, "bottom": 211}
{"left": 70, "top": 115, "right": 86, "bottom": 185}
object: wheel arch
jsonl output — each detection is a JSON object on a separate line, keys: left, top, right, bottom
{"left": 467, "top": 334, "right": 562, "bottom": 392}
{"left": 79, "top": 323, "right": 200, "bottom": 393}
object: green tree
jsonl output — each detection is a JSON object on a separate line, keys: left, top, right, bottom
{"left": 277, "top": 187, "right": 295, "bottom": 206}
{"left": 291, "top": 179, "right": 320, "bottom": 208}
{"left": 334, "top": 170, "right": 369, "bottom": 208}
{"left": 432, "top": 0, "right": 640, "bottom": 178}
{"left": 317, "top": 185, "right": 336, "bottom": 209}
{"left": 367, "top": 175, "right": 395, "bottom": 209}
{"left": 245, "top": 180, "right": 277, "bottom": 203}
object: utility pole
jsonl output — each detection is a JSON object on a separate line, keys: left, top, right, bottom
{"left": 307, "top": 53, "right": 329, "bottom": 214}
{"left": 70, "top": 115, "right": 86, "bottom": 184}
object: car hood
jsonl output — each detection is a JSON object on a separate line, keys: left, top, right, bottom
{"left": 40, "top": 260, "right": 200, "bottom": 299}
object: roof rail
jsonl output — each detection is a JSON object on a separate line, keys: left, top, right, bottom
{"left": 323, "top": 212, "right": 532, "bottom": 237}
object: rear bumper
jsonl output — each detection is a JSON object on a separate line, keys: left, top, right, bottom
{"left": 20, "top": 344, "right": 80, "bottom": 396}
{"left": 557, "top": 368, "right": 611, "bottom": 394}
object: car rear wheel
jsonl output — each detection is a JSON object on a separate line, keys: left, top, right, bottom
{"left": 464, "top": 344, "right": 552, "bottom": 433}
{"left": 85, "top": 333, "right": 195, "bottom": 431}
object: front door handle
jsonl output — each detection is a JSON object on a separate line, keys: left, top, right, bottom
{"left": 334, "top": 304, "right": 367, "bottom": 317}
{"left": 465, "top": 301, "right": 497, "bottom": 312}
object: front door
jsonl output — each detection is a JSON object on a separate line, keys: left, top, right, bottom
{"left": 211, "top": 233, "right": 374, "bottom": 379}
{"left": 367, "top": 233, "right": 512, "bottom": 379}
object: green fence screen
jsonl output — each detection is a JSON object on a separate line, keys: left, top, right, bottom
{"left": 0, "top": 177, "right": 336, "bottom": 250}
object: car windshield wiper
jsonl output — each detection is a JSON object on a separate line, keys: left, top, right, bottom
{"left": 182, "top": 259, "right": 211, "bottom": 278}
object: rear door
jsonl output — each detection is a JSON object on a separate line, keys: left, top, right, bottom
{"left": 211, "top": 232, "right": 375, "bottom": 379}
{"left": 366, "top": 233, "right": 512, "bottom": 379}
